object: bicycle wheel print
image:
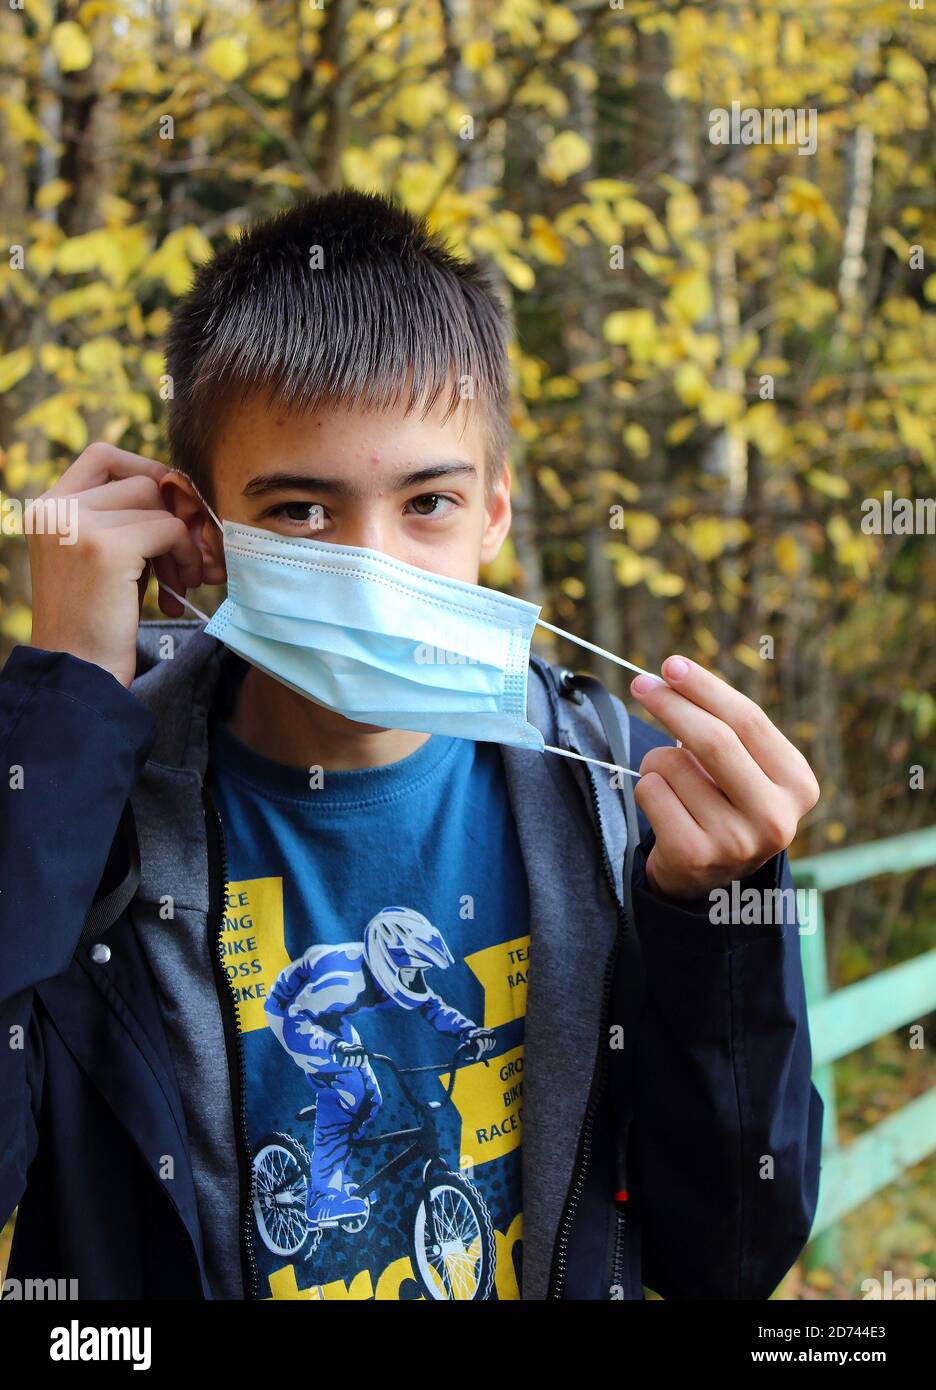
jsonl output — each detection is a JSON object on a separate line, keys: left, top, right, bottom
{"left": 411, "top": 1170, "right": 496, "bottom": 1300}
{"left": 252, "top": 1132, "right": 312, "bottom": 1258}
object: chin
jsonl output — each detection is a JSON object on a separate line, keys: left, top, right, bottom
{"left": 297, "top": 690, "right": 388, "bottom": 735}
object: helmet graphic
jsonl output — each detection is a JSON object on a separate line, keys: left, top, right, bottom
{"left": 363, "top": 907, "right": 454, "bottom": 1009}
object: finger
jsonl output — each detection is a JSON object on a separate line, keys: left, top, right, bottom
{"left": 77, "top": 474, "right": 166, "bottom": 513}
{"left": 157, "top": 587, "right": 186, "bottom": 620}
{"left": 631, "top": 675, "right": 775, "bottom": 812}
{"left": 639, "top": 745, "right": 731, "bottom": 836}
{"left": 150, "top": 552, "right": 186, "bottom": 619}
{"left": 139, "top": 556, "right": 186, "bottom": 623}
{"left": 47, "top": 443, "right": 168, "bottom": 497}
{"left": 642, "top": 745, "right": 781, "bottom": 868}
{"left": 633, "top": 770, "right": 709, "bottom": 857}
{"left": 79, "top": 507, "right": 176, "bottom": 530}
{"left": 138, "top": 560, "right": 184, "bottom": 622}
{"left": 128, "top": 515, "right": 204, "bottom": 591}
{"left": 82, "top": 484, "right": 192, "bottom": 617}
{"left": 85, "top": 511, "right": 204, "bottom": 592}
{"left": 636, "top": 656, "right": 807, "bottom": 789}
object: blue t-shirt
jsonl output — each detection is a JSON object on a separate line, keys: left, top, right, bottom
{"left": 207, "top": 704, "right": 529, "bottom": 1302}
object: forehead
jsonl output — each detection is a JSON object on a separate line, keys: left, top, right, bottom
{"left": 209, "top": 387, "right": 487, "bottom": 492}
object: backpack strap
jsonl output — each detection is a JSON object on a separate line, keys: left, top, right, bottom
{"left": 552, "top": 666, "right": 647, "bottom": 1144}
{"left": 78, "top": 802, "right": 141, "bottom": 949}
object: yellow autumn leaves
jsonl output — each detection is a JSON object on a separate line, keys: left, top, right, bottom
{"left": 0, "top": 211, "right": 215, "bottom": 460}
{"left": 203, "top": 37, "right": 250, "bottom": 83}
{"left": 14, "top": 223, "right": 213, "bottom": 300}
{"left": 49, "top": 22, "right": 92, "bottom": 73}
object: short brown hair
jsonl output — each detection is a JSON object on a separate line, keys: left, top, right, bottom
{"left": 165, "top": 188, "right": 513, "bottom": 506}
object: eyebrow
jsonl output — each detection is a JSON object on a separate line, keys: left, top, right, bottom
{"left": 242, "top": 461, "right": 478, "bottom": 499}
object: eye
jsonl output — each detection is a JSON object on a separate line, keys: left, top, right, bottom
{"left": 268, "top": 501, "right": 327, "bottom": 530}
{"left": 405, "top": 493, "right": 457, "bottom": 518}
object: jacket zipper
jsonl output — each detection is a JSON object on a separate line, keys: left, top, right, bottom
{"left": 203, "top": 783, "right": 260, "bottom": 1301}
{"left": 611, "top": 1208, "right": 628, "bottom": 1292}
{"left": 547, "top": 742, "right": 630, "bottom": 1299}
{"left": 610, "top": 1129, "right": 630, "bottom": 1293}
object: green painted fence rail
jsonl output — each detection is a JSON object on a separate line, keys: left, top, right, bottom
{"left": 807, "top": 950, "right": 936, "bottom": 1069}
{"left": 791, "top": 827, "right": 936, "bottom": 1255}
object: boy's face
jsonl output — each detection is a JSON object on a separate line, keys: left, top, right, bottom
{"left": 169, "top": 386, "right": 512, "bottom": 587}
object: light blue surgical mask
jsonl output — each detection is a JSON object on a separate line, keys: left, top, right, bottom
{"left": 162, "top": 509, "right": 661, "bottom": 779}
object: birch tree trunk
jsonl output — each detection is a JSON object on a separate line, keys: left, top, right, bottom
{"left": 560, "top": 28, "right": 622, "bottom": 683}
{"left": 443, "top": 0, "right": 545, "bottom": 607}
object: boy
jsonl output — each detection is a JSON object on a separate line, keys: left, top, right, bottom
{"left": 0, "top": 189, "right": 822, "bottom": 1301}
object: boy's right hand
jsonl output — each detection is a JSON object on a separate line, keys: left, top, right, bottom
{"left": 27, "top": 443, "right": 205, "bottom": 690}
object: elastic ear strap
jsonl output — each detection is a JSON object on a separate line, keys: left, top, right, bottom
{"left": 188, "top": 485, "right": 223, "bottom": 532}
{"left": 157, "top": 582, "right": 211, "bottom": 625}
{"left": 536, "top": 619, "right": 662, "bottom": 684}
{"left": 538, "top": 621, "right": 683, "bottom": 748}
{"left": 543, "top": 743, "right": 640, "bottom": 780}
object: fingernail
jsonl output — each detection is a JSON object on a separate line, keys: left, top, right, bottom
{"left": 631, "top": 675, "right": 656, "bottom": 696}
{"left": 663, "top": 656, "right": 689, "bottom": 680}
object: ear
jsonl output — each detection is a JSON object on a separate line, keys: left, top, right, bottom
{"left": 160, "top": 473, "right": 227, "bottom": 585}
{"left": 479, "top": 458, "right": 513, "bottom": 567}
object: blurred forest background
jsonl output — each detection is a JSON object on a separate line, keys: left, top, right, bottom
{"left": 0, "top": 0, "right": 933, "bottom": 1297}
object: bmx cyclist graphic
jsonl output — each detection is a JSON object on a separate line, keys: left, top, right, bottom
{"left": 252, "top": 907, "right": 501, "bottom": 1299}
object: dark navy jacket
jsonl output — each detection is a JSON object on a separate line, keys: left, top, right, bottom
{"left": 0, "top": 633, "right": 823, "bottom": 1300}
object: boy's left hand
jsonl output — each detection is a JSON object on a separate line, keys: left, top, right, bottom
{"left": 630, "top": 656, "right": 820, "bottom": 904}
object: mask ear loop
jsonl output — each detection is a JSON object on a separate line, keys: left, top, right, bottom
{"left": 158, "top": 583, "right": 212, "bottom": 624}
{"left": 542, "top": 743, "right": 642, "bottom": 780}
{"left": 536, "top": 618, "right": 683, "bottom": 776}
{"left": 185, "top": 485, "right": 223, "bottom": 532}
{"left": 536, "top": 618, "right": 662, "bottom": 684}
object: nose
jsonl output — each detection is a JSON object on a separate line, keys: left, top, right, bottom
{"left": 337, "top": 511, "right": 387, "bottom": 554}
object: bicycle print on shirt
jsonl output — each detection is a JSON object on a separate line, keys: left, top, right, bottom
{"left": 224, "top": 884, "right": 528, "bottom": 1301}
